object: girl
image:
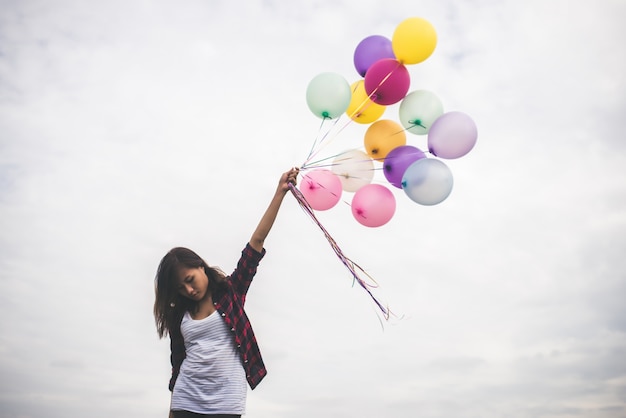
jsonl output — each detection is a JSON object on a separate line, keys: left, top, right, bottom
{"left": 154, "top": 168, "right": 299, "bottom": 418}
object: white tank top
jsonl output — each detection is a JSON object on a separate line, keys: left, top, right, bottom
{"left": 171, "top": 310, "right": 247, "bottom": 414}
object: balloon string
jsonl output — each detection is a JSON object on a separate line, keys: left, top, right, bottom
{"left": 304, "top": 147, "right": 427, "bottom": 171}
{"left": 310, "top": 83, "right": 377, "bottom": 161}
{"left": 403, "top": 121, "right": 428, "bottom": 134}
{"left": 300, "top": 166, "right": 390, "bottom": 192}
{"left": 303, "top": 81, "right": 374, "bottom": 166}
{"left": 345, "top": 86, "right": 376, "bottom": 121}
{"left": 304, "top": 117, "right": 327, "bottom": 162}
{"left": 303, "top": 158, "right": 378, "bottom": 173}
{"left": 288, "top": 183, "right": 391, "bottom": 320}
{"left": 305, "top": 117, "right": 343, "bottom": 163}
{"left": 303, "top": 63, "right": 403, "bottom": 168}
{"left": 302, "top": 115, "right": 355, "bottom": 167}
{"left": 301, "top": 152, "right": 344, "bottom": 170}
{"left": 303, "top": 149, "right": 373, "bottom": 170}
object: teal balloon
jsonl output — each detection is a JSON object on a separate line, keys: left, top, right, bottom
{"left": 398, "top": 90, "right": 444, "bottom": 135}
{"left": 401, "top": 158, "right": 453, "bottom": 205}
{"left": 306, "top": 72, "right": 351, "bottom": 119}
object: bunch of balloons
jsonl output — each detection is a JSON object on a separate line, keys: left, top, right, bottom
{"left": 303, "top": 17, "right": 478, "bottom": 228}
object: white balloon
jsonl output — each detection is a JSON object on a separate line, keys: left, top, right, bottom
{"left": 332, "top": 149, "right": 374, "bottom": 192}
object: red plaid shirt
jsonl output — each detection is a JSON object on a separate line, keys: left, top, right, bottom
{"left": 168, "top": 244, "right": 267, "bottom": 391}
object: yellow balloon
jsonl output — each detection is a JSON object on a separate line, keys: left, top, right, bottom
{"left": 392, "top": 17, "right": 437, "bottom": 65}
{"left": 364, "top": 119, "right": 407, "bottom": 160}
{"left": 346, "top": 80, "right": 386, "bottom": 124}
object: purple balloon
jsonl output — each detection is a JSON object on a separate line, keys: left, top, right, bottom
{"left": 364, "top": 58, "right": 410, "bottom": 106}
{"left": 383, "top": 145, "right": 426, "bottom": 188}
{"left": 353, "top": 35, "right": 395, "bottom": 77}
{"left": 428, "top": 111, "right": 478, "bottom": 159}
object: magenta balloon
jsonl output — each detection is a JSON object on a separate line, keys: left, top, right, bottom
{"left": 363, "top": 58, "right": 410, "bottom": 105}
{"left": 383, "top": 145, "right": 426, "bottom": 188}
{"left": 353, "top": 35, "right": 395, "bottom": 77}
{"left": 428, "top": 111, "right": 478, "bottom": 159}
{"left": 351, "top": 184, "right": 396, "bottom": 227}
{"left": 300, "top": 169, "right": 342, "bottom": 211}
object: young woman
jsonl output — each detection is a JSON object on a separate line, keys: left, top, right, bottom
{"left": 154, "top": 168, "right": 299, "bottom": 418}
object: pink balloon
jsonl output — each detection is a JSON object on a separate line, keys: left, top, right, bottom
{"left": 428, "top": 111, "right": 478, "bottom": 159}
{"left": 300, "top": 169, "right": 342, "bottom": 211}
{"left": 351, "top": 184, "right": 396, "bottom": 227}
{"left": 363, "top": 58, "right": 410, "bottom": 105}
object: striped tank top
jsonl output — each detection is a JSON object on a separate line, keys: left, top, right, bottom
{"left": 171, "top": 310, "right": 247, "bottom": 414}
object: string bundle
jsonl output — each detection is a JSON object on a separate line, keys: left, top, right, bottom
{"left": 288, "top": 182, "right": 390, "bottom": 320}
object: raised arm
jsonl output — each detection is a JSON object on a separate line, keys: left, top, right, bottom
{"left": 248, "top": 168, "right": 299, "bottom": 253}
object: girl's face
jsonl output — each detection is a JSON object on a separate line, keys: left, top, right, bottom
{"left": 175, "top": 266, "right": 209, "bottom": 301}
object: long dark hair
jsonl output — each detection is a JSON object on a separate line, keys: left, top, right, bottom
{"left": 153, "top": 247, "right": 227, "bottom": 338}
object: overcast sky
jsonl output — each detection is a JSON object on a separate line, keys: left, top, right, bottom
{"left": 1, "top": 0, "right": 625, "bottom": 417}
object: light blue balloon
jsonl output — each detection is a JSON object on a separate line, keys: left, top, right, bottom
{"left": 306, "top": 72, "right": 351, "bottom": 119}
{"left": 401, "top": 158, "right": 453, "bottom": 205}
{"left": 398, "top": 90, "right": 444, "bottom": 135}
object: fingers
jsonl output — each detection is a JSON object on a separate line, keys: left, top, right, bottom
{"left": 279, "top": 167, "right": 299, "bottom": 190}
{"left": 286, "top": 167, "right": 299, "bottom": 185}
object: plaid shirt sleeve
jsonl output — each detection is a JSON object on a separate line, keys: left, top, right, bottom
{"left": 229, "top": 243, "right": 266, "bottom": 300}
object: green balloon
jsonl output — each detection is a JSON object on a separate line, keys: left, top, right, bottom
{"left": 398, "top": 90, "right": 444, "bottom": 135}
{"left": 306, "top": 72, "right": 351, "bottom": 119}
